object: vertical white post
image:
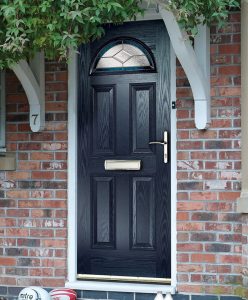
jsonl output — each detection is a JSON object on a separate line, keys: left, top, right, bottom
{"left": 67, "top": 50, "right": 78, "bottom": 282}
{"left": 194, "top": 25, "right": 211, "bottom": 129}
{"left": 238, "top": 0, "right": 248, "bottom": 212}
{"left": 170, "top": 48, "right": 177, "bottom": 288}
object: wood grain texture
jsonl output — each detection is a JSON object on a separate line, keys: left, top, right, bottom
{"left": 131, "top": 83, "right": 155, "bottom": 153}
{"left": 132, "top": 177, "right": 155, "bottom": 250}
{"left": 92, "top": 177, "right": 115, "bottom": 248}
{"left": 92, "top": 85, "right": 115, "bottom": 154}
{"left": 77, "top": 20, "right": 171, "bottom": 279}
{"left": 155, "top": 21, "right": 171, "bottom": 278}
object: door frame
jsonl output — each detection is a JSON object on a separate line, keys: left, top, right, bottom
{"left": 66, "top": 10, "right": 177, "bottom": 294}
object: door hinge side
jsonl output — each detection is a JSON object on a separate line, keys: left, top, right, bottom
{"left": 172, "top": 101, "right": 176, "bottom": 109}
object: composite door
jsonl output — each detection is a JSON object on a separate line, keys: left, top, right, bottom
{"left": 77, "top": 20, "right": 171, "bottom": 282}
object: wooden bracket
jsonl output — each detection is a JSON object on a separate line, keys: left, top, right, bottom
{"left": 160, "top": 8, "right": 211, "bottom": 129}
{"left": 11, "top": 52, "right": 45, "bottom": 132}
{"left": 10, "top": 12, "right": 210, "bottom": 131}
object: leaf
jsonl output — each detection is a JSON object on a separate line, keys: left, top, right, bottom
{"left": 0, "top": 0, "right": 240, "bottom": 68}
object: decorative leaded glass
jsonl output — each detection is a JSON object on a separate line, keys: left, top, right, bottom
{"left": 91, "top": 39, "right": 155, "bottom": 74}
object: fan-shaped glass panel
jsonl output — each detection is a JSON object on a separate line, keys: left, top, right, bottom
{"left": 92, "top": 39, "right": 155, "bottom": 74}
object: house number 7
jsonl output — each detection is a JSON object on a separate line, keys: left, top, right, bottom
{"left": 32, "top": 114, "right": 39, "bottom": 125}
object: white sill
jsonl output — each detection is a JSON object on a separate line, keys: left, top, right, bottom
{"left": 0, "top": 148, "right": 6, "bottom": 152}
{"left": 65, "top": 281, "right": 176, "bottom": 294}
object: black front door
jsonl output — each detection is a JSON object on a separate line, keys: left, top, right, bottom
{"left": 77, "top": 20, "right": 171, "bottom": 281}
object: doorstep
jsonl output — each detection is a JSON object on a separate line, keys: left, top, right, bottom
{"left": 65, "top": 281, "right": 176, "bottom": 294}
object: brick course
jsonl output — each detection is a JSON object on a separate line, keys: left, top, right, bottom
{"left": 176, "top": 12, "right": 243, "bottom": 296}
{"left": 0, "top": 61, "right": 68, "bottom": 288}
{"left": 0, "top": 10, "right": 246, "bottom": 298}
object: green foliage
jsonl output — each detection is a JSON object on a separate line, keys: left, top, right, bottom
{"left": 157, "top": 0, "right": 240, "bottom": 36}
{"left": 0, "top": 0, "right": 240, "bottom": 68}
{"left": 0, "top": 0, "right": 143, "bottom": 68}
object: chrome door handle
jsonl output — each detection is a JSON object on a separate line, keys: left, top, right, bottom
{"left": 149, "top": 131, "right": 168, "bottom": 163}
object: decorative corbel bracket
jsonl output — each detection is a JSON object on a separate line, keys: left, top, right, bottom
{"left": 11, "top": 52, "right": 45, "bottom": 132}
{"left": 160, "top": 8, "right": 211, "bottom": 129}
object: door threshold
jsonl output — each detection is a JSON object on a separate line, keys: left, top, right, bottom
{"left": 65, "top": 280, "right": 176, "bottom": 294}
{"left": 77, "top": 274, "right": 171, "bottom": 284}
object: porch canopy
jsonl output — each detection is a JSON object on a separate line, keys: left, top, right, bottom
{"left": 11, "top": 5, "right": 210, "bottom": 132}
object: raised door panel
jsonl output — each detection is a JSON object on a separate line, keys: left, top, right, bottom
{"left": 91, "top": 85, "right": 115, "bottom": 155}
{"left": 92, "top": 177, "right": 116, "bottom": 249}
{"left": 131, "top": 83, "right": 155, "bottom": 154}
{"left": 131, "top": 177, "right": 155, "bottom": 250}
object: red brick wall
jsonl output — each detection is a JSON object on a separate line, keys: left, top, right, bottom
{"left": 0, "top": 10, "right": 246, "bottom": 297}
{"left": 176, "top": 12, "right": 243, "bottom": 295}
{"left": 242, "top": 215, "right": 248, "bottom": 298}
{"left": 1, "top": 61, "right": 68, "bottom": 287}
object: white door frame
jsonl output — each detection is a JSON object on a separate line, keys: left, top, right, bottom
{"left": 66, "top": 10, "right": 177, "bottom": 294}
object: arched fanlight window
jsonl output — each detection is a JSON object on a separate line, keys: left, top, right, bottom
{"left": 91, "top": 38, "right": 156, "bottom": 74}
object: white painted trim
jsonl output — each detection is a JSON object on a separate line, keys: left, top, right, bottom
{"left": 170, "top": 48, "right": 177, "bottom": 290}
{"left": 195, "top": 25, "right": 210, "bottom": 84}
{"left": 160, "top": 8, "right": 210, "bottom": 129}
{"left": 194, "top": 25, "right": 211, "bottom": 130}
{"left": 238, "top": 0, "right": 248, "bottom": 213}
{"left": 65, "top": 281, "right": 176, "bottom": 294}
{"left": 237, "top": 193, "right": 248, "bottom": 213}
{"left": 11, "top": 53, "right": 45, "bottom": 132}
{"left": 0, "top": 71, "right": 6, "bottom": 148}
{"left": 67, "top": 16, "right": 177, "bottom": 293}
{"left": 67, "top": 49, "right": 78, "bottom": 283}
{"left": 29, "top": 52, "right": 45, "bottom": 88}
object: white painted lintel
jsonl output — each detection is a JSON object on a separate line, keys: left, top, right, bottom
{"left": 160, "top": 8, "right": 211, "bottom": 129}
{"left": 12, "top": 53, "right": 45, "bottom": 132}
